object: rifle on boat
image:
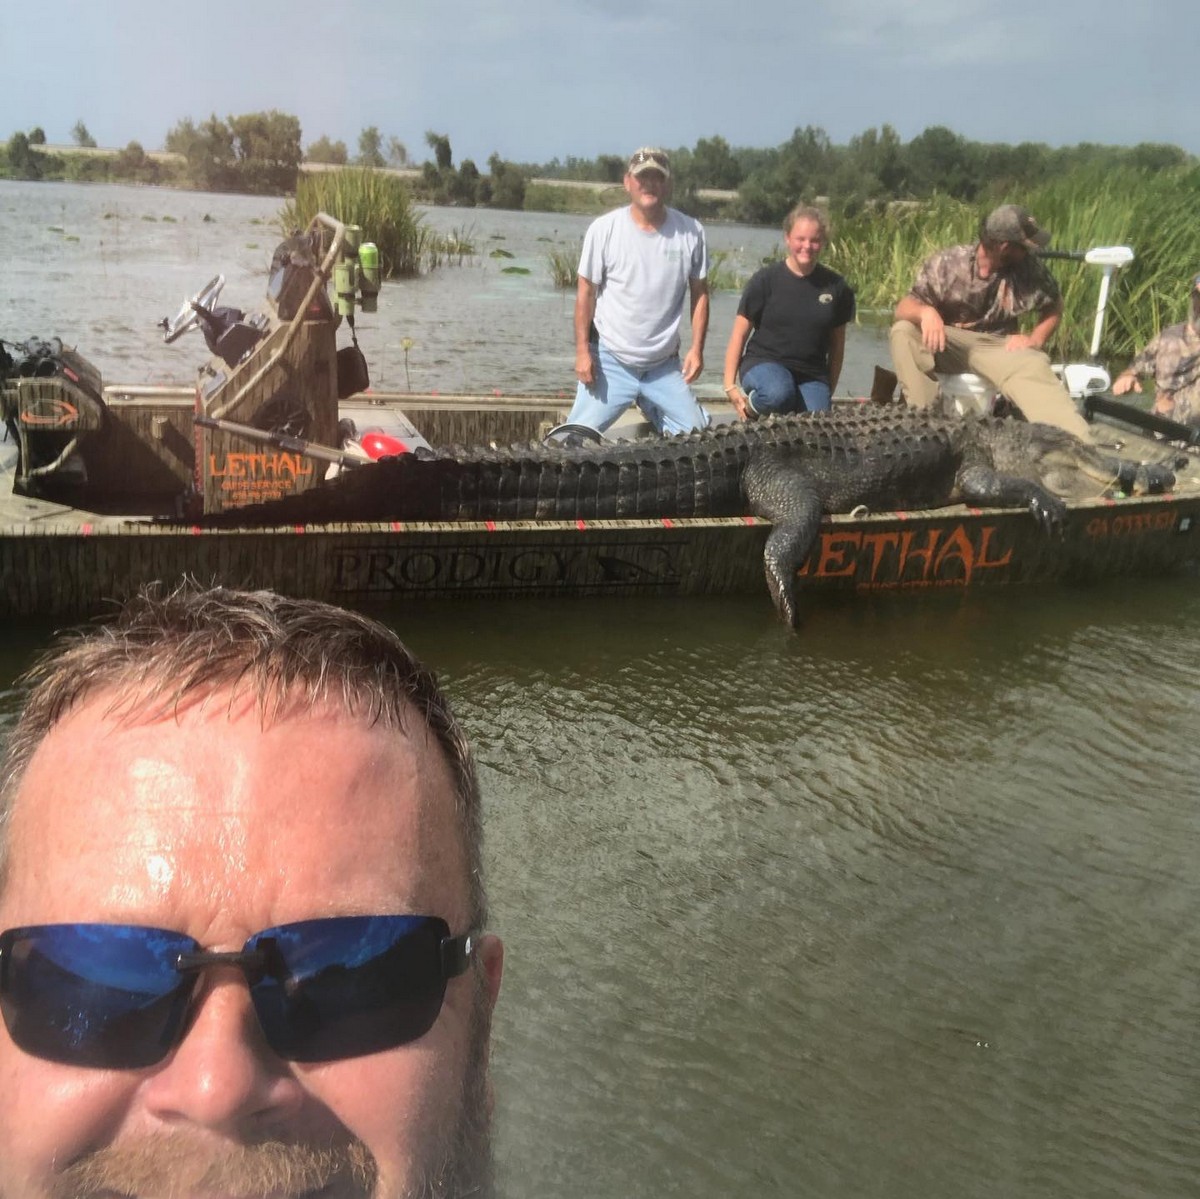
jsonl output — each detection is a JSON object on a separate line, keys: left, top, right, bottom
{"left": 1082, "top": 395, "right": 1200, "bottom": 448}
{"left": 194, "top": 413, "right": 365, "bottom": 469}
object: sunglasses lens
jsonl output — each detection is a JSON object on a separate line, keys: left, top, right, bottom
{"left": 0, "top": 924, "right": 195, "bottom": 1069}
{"left": 247, "top": 915, "right": 453, "bottom": 1062}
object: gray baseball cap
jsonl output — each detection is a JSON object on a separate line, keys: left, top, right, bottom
{"left": 983, "top": 204, "right": 1051, "bottom": 250}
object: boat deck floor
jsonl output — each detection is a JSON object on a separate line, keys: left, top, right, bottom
{"left": 0, "top": 404, "right": 1197, "bottom": 535}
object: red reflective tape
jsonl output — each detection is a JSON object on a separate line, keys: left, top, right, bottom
{"left": 191, "top": 526, "right": 203, "bottom": 535}
{"left": 576, "top": 519, "right": 587, "bottom": 530}
{"left": 896, "top": 511, "right": 911, "bottom": 520}
{"left": 485, "top": 520, "right": 496, "bottom": 532}
{"left": 967, "top": 507, "right": 982, "bottom": 515}
{"left": 80, "top": 523, "right": 93, "bottom": 535}
{"left": 293, "top": 525, "right": 306, "bottom": 534}
{"left": 742, "top": 515, "right": 757, "bottom": 525}
{"left": 661, "top": 518, "right": 674, "bottom": 528}
{"left": 390, "top": 521, "right": 404, "bottom": 532}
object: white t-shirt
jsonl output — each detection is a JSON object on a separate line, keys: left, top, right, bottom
{"left": 578, "top": 206, "right": 708, "bottom": 369}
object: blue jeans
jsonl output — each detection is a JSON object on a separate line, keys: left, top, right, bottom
{"left": 568, "top": 343, "right": 710, "bottom": 435}
{"left": 741, "top": 361, "right": 831, "bottom": 416}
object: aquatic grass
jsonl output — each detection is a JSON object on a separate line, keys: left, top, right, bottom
{"left": 401, "top": 337, "right": 414, "bottom": 390}
{"left": 825, "top": 195, "right": 976, "bottom": 314}
{"left": 546, "top": 240, "right": 581, "bottom": 288}
{"left": 1026, "top": 166, "right": 1200, "bottom": 363}
{"left": 424, "top": 224, "right": 476, "bottom": 268}
{"left": 707, "top": 250, "right": 746, "bottom": 292}
{"left": 280, "top": 169, "right": 437, "bottom": 278}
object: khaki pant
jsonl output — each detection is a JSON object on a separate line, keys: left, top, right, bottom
{"left": 888, "top": 321, "right": 1091, "bottom": 439}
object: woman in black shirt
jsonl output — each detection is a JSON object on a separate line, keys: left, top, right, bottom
{"left": 723, "top": 205, "right": 856, "bottom": 418}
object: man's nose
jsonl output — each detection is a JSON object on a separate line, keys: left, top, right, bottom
{"left": 138, "top": 973, "right": 306, "bottom": 1131}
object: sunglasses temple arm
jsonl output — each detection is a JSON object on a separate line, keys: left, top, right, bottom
{"left": 440, "top": 932, "right": 476, "bottom": 979}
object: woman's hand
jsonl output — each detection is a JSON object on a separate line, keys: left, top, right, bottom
{"left": 725, "top": 384, "right": 752, "bottom": 421}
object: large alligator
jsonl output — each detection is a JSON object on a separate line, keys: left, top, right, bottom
{"left": 204, "top": 409, "right": 1177, "bottom": 626}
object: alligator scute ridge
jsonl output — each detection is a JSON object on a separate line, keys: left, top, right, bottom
{"left": 199, "top": 409, "right": 1178, "bottom": 627}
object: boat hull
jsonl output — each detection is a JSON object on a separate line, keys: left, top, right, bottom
{"left": 3, "top": 491, "right": 1195, "bottom": 620}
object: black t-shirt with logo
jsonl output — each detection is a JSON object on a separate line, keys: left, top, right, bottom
{"left": 737, "top": 261, "right": 856, "bottom": 382}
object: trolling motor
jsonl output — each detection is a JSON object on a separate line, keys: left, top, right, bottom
{"left": 158, "top": 274, "right": 269, "bottom": 368}
{"left": 1039, "top": 245, "right": 1136, "bottom": 398}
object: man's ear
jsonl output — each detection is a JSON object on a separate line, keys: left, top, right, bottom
{"left": 476, "top": 932, "right": 504, "bottom": 1012}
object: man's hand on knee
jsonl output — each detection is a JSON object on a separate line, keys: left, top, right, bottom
{"left": 920, "top": 308, "right": 946, "bottom": 353}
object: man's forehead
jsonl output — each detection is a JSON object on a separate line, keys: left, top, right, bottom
{"left": 2, "top": 690, "right": 464, "bottom": 923}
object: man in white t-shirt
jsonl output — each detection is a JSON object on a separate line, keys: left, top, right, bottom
{"left": 566, "top": 146, "right": 710, "bottom": 435}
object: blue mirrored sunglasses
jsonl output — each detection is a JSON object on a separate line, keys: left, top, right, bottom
{"left": 0, "top": 914, "right": 474, "bottom": 1069}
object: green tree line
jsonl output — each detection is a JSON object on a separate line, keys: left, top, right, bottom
{"left": 537, "top": 125, "right": 1194, "bottom": 222}
{"left": 2, "top": 113, "right": 1194, "bottom": 228}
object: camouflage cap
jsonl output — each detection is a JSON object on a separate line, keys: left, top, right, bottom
{"left": 628, "top": 147, "right": 671, "bottom": 179}
{"left": 983, "top": 204, "right": 1051, "bottom": 250}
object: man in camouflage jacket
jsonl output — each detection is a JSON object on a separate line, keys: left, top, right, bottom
{"left": 889, "top": 204, "right": 1090, "bottom": 437}
{"left": 1112, "top": 273, "right": 1200, "bottom": 425}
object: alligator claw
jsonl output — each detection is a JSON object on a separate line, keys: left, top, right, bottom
{"left": 1029, "top": 491, "right": 1067, "bottom": 536}
{"left": 1136, "top": 463, "right": 1176, "bottom": 494}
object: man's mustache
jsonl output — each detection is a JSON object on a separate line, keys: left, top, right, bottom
{"left": 52, "top": 1135, "right": 378, "bottom": 1197}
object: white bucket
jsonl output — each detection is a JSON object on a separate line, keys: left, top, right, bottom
{"left": 936, "top": 373, "right": 995, "bottom": 417}
{"left": 1052, "top": 363, "right": 1112, "bottom": 399}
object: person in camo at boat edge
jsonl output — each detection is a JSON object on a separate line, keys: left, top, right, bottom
{"left": 889, "top": 203, "right": 1093, "bottom": 438}
{"left": 566, "top": 146, "right": 711, "bottom": 436}
{"left": 1111, "top": 272, "right": 1200, "bottom": 425}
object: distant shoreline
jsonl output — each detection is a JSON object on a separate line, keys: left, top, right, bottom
{"left": 20, "top": 146, "right": 735, "bottom": 213}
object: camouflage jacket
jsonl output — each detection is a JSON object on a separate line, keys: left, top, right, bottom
{"left": 1127, "top": 321, "right": 1200, "bottom": 423}
{"left": 908, "top": 243, "right": 1060, "bottom": 336}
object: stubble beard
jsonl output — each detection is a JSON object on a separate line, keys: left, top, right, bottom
{"left": 44, "top": 993, "right": 496, "bottom": 1199}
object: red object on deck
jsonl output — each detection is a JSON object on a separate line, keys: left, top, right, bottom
{"left": 360, "top": 431, "right": 409, "bottom": 459}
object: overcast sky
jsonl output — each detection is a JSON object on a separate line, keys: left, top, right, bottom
{"left": 4, "top": 0, "right": 1196, "bottom": 165}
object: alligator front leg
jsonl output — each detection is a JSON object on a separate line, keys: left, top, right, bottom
{"left": 956, "top": 465, "right": 1067, "bottom": 535}
{"left": 743, "top": 455, "right": 825, "bottom": 627}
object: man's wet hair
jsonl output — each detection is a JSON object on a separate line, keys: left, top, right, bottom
{"left": 0, "top": 581, "right": 486, "bottom": 924}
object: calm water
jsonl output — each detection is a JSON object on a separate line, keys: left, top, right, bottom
{"left": 2, "top": 178, "right": 889, "bottom": 398}
{"left": 2, "top": 182, "right": 1200, "bottom": 1198}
